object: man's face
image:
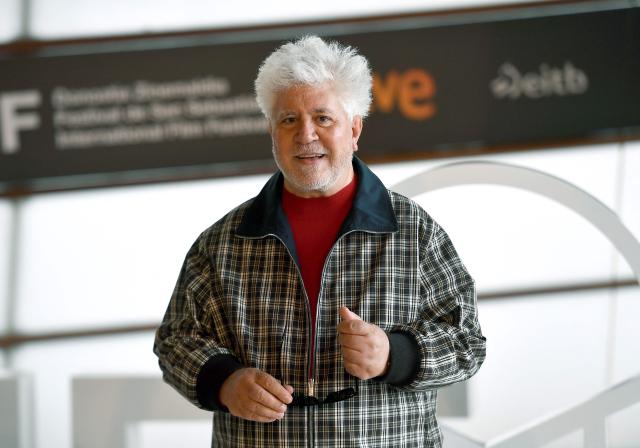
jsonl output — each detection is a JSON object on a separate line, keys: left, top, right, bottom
{"left": 270, "top": 84, "right": 363, "bottom": 198}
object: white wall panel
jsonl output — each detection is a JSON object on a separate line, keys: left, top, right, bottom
{"left": 441, "top": 289, "right": 612, "bottom": 442}
{"left": 607, "top": 285, "right": 640, "bottom": 448}
{"left": 400, "top": 145, "right": 620, "bottom": 293}
{"left": 0, "top": 200, "right": 13, "bottom": 335}
{"left": 612, "top": 286, "right": 640, "bottom": 382}
{"left": 539, "top": 431, "right": 584, "bottom": 448}
{"left": 371, "top": 159, "right": 437, "bottom": 188}
{"left": 615, "top": 141, "right": 640, "bottom": 280}
{"left": 607, "top": 401, "right": 640, "bottom": 448}
{"left": 14, "top": 174, "right": 268, "bottom": 333}
{"left": 131, "top": 421, "right": 210, "bottom": 448}
{"left": 415, "top": 184, "right": 616, "bottom": 293}
{"left": 495, "top": 144, "right": 619, "bottom": 210}
{"left": 29, "top": 0, "right": 557, "bottom": 39}
{"left": 10, "top": 332, "right": 159, "bottom": 448}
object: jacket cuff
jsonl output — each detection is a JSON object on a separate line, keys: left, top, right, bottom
{"left": 196, "top": 354, "right": 244, "bottom": 411}
{"left": 377, "top": 331, "right": 419, "bottom": 386}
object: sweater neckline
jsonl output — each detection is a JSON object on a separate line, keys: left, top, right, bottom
{"left": 282, "top": 174, "right": 358, "bottom": 217}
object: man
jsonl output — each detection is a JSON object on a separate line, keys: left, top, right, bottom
{"left": 154, "top": 35, "right": 485, "bottom": 447}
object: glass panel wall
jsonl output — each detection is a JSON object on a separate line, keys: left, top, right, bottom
{"left": 3, "top": 2, "right": 637, "bottom": 447}
{"left": 2, "top": 142, "right": 637, "bottom": 448}
{"left": 0, "top": 0, "right": 21, "bottom": 43}
{"left": 28, "top": 0, "right": 557, "bottom": 39}
{"left": 12, "top": 143, "right": 628, "bottom": 335}
{"left": 13, "top": 174, "right": 269, "bottom": 333}
{"left": 440, "top": 288, "right": 617, "bottom": 443}
{"left": 381, "top": 143, "right": 622, "bottom": 294}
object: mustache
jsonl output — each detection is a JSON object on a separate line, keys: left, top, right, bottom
{"left": 272, "top": 140, "right": 327, "bottom": 156}
{"left": 292, "top": 143, "right": 326, "bottom": 156}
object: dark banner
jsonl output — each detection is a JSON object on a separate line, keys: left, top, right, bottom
{"left": 1, "top": 5, "right": 639, "bottom": 192}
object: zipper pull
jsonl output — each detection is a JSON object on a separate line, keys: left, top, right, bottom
{"left": 307, "top": 378, "right": 315, "bottom": 397}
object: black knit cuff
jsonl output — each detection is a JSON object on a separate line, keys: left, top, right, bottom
{"left": 376, "top": 331, "right": 419, "bottom": 386}
{"left": 196, "top": 354, "right": 244, "bottom": 411}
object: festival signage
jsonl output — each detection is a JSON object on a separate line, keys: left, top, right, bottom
{"left": 0, "top": 5, "right": 638, "bottom": 192}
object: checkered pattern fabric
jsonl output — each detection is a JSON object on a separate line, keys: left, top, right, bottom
{"left": 154, "top": 160, "right": 486, "bottom": 447}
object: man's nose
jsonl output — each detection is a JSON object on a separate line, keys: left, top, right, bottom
{"left": 295, "top": 118, "right": 318, "bottom": 144}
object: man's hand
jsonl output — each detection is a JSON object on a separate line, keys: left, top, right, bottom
{"left": 337, "top": 306, "right": 390, "bottom": 380}
{"left": 219, "top": 368, "right": 294, "bottom": 423}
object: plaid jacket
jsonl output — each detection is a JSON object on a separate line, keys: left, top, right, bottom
{"left": 154, "top": 157, "right": 486, "bottom": 447}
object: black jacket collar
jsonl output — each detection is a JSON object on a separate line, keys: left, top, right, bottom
{"left": 236, "top": 156, "right": 399, "bottom": 243}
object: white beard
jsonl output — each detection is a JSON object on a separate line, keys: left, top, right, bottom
{"left": 272, "top": 141, "right": 354, "bottom": 195}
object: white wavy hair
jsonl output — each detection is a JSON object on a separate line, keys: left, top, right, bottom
{"left": 254, "top": 35, "right": 372, "bottom": 121}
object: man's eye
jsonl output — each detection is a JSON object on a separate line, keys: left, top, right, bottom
{"left": 281, "top": 117, "right": 295, "bottom": 124}
{"left": 318, "top": 116, "right": 333, "bottom": 124}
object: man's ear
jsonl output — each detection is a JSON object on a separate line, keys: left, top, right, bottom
{"left": 351, "top": 115, "right": 363, "bottom": 152}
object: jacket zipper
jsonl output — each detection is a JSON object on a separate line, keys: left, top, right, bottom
{"left": 266, "top": 235, "right": 315, "bottom": 448}
{"left": 244, "top": 229, "right": 390, "bottom": 447}
{"left": 307, "top": 229, "right": 362, "bottom": 448}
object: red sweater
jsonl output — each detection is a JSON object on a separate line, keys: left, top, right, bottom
{"left": 282, "top": 176, "right": 358, "bottom": 369}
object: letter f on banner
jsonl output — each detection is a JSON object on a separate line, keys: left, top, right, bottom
{"left": 1, "top": 90, "right": 42, "bottom": 154}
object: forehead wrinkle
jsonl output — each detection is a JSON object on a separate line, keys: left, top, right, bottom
{"left": 313, "top": 107, "right": 335, "bottom": 114}
{"left": 275, "top": 106, "right": 336, "bottom": 120}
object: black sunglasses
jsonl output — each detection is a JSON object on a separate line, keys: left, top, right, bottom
{"left": 290, "top": 383, "right": 358, "bottom": 407}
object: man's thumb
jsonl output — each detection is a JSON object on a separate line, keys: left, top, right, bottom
{"left": 339, "top": 306, "right": 361, "bottom": 321}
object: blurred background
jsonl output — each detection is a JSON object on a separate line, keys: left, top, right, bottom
{"left": 1, "top": 0, "right": 639, "bottom": 447}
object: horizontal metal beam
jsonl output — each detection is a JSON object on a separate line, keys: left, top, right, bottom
{"left": 0, "top": 279, "right": 636, "bottom": 349}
